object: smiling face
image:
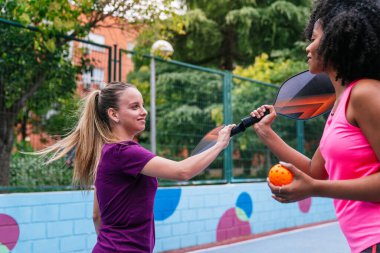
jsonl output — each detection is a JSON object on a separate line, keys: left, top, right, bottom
{"left": 306, "top": 20, "right": 325, "bottom": 74}
{"left": 109, "top": 87, "right": 147, "bottom": 139}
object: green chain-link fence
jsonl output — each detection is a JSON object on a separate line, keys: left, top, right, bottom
{"left": 120, "top": 50, "right": 326, "bottom": 186}
{"left": 1, "top": 19, "right": 326, "bottom": 191}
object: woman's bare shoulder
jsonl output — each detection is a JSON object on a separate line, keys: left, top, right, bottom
{"left": 351, "top": 79, "right": 380, "bottom": 103}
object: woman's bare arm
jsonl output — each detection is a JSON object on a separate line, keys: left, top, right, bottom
{"left": 141, "top": 125, "right": 234, "bottom": 180}
{"left": 251, "top": 105, "right": 328, "bottom": 180}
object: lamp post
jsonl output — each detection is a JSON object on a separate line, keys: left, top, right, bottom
{"left": 150, "top": 40, "right": 174, "bottom": 154}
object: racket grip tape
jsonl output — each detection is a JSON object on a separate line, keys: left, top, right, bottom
{"left": 230, "top": 110, "right": 270, "bottom": 137}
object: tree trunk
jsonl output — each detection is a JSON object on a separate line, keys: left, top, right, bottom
{"left": 21, "top": 108, "right": 29, "bottom": 141}
{"left": 222, "top": 25, "right": 236, "bottom": 71}
{"left": 0, "top": 67, "right": 45, "bottom": 186}
{"left": 0, "top": 111, "right": 16, "bottom": 186}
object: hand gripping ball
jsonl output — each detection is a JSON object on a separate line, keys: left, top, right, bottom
{"left": 268, "top": 164, "right": 293, "bottom": 186}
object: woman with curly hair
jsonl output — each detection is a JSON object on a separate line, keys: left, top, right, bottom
{"left": 251, "top": 1, "right": 380, "bottom": 252}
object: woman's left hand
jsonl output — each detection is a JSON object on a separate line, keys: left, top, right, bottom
{"left": 267, "top": 161, "right": 316, "bottom": 203}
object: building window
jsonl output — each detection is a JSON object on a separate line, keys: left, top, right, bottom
{"left": 126, "top": 42, "right": 135, "bottom": 58}
{"left": 83, "top": 33, "right": 105, "bottom": 52}
{"left": 82, "top": 68, "right": 105, "bottom": 89}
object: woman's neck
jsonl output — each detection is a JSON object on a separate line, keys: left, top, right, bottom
{"left": 111, "top": 126, "right": 134, "bottom": 142}
{"left": 327, "top": 70, "right": 346, "bottom": 98}
{"left": 327, "top": 70, "right": 347, "bottom": 114}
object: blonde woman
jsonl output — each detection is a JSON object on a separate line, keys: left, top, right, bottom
{"left": 40, "top": 82, "right": 234, "bottom": 252}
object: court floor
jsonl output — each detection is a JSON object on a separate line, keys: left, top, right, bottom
{"left": 189, "top": 222, "right": 350, "bottom": 253}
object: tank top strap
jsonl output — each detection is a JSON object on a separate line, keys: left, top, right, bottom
{"left": 334, "top": 80, "right": 361, "bottom": 119}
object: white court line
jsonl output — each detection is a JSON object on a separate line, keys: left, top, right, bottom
{"left": 189, "top": 221, "right": 339, "bottom": 253}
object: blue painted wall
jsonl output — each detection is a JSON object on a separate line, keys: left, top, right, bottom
{"left": 0, "top": 183, "right": 336, "bottom": 253}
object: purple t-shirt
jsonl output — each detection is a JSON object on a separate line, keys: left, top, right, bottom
{"left": 93, "top": 141, "right": 156, "bottom": 253}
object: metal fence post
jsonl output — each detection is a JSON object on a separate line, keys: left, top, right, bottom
{"left": 150, "top": 56, "right": 157, "bottom": 154}
{"left": 296, "top": 120, "right": 305, "bottom": 154}
{"left": 118, "top": 49, "right": 122, "bottom": 82}
{"left": 113, "top": 44, "right": 118, "bottom": 82}
{"left": 223, "top": 71, "right": 233, "bottom": 183}
{"left": 108, "top": 48, "right": 112, "bottom": 83}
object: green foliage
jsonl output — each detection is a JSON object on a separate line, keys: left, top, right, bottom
{"left": 127, "top": 60, "right": 224, "bottom": 169}
{"left": 261, "top": 1, "right": 308, "bottom": 49}
{"left": 150, "top": 0, "right": 311, "bottom": 69}
{"left": 225, "top": 7, "right": 260, "bottom": 56}
{"left": 130, "top": 1, "right": 325, "bottom": 182}
{"left": 231, "top": 53, "right": 326, "bottom": 177}
{"left": 41, "top": 95, "right": 81, "bottom": 135}
{"left": 155, "top": 68, "right": 224, "bottom": 155}
{"left": 130, "top": 12, "right": 186, "bottom": 70}
{"left": 132, "top": 0, "right": 311, "bottom": 70}
{"left": 187, "top": 0, "right": 257, "bottom": 22}
{"left": 233, "top": 53, "right": 307, "bottom": 84}
{"left": 232, "top": 53, "right": 308, "bottom": 148}
{"left": 172, "top": 9, "right": 222, "bottom": 63}
{"left": 1, "top": 0, "right": 184, "bottom": 187}
{"left": 0, "top": 19, "right": 78, "bottom": 167}
{"left": 0, "top": 0, "right": 81, "bottom": 122}
{"left": 10, "top": 154, "right": 73, "bottom": 189}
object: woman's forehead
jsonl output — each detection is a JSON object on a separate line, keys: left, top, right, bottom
{"left": 119, "top": 87, "right": 142, "bottom": 101}
{"left": 312, "top": 20, "right": 324, "bottom": 36}
{"left": 313, "top": 19, "right": 322, "bottom": 32}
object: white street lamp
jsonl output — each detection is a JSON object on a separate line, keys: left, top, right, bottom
{"left": 150, "top": 40, "right": 174, "bottom": 154}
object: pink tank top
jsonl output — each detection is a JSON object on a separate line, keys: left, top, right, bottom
{"left": 319, "top": 80, "right": 380, "bottom": 253}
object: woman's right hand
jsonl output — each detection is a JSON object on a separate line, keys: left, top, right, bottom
{"left": 268, "top": 161, "right": 316, "bottom": 203}
{"left": 250, "top": 105, "right": 276, "bottom": 132}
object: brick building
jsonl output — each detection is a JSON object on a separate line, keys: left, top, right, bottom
{"left": 18, "top": 16, "right": 139, "bottom": 150}
{"left": 73, "top": 16, "right": 140, "bottom": 96}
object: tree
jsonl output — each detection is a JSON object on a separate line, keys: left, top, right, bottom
{"left": 0, "top": 0, "right": 177, "bottom": 186}
{"left": 128, "top": 61, "right": 224, "bottom": 154}
{"left": 232, "top": 53, "right": 326, "bottom": 176}
{"left": 232, "top": 52, "right": 307, "bottom": 149}
{"left": 125, "top": 1, "right": 315, "bottom": 179}
{"left": 169, "top": 0, "right": 310, "bottom": 70}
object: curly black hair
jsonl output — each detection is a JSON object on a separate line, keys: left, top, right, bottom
{"left": 304, "top": 0, "right": 380, "bottom": 84}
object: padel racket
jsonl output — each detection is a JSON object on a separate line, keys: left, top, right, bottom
{"left": 191, "top": 70, "right": 335, "bottom": 155}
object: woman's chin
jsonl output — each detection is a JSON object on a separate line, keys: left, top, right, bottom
{"left": 308, "top": 63, "right": 324, "bottom": 74}
{"left": 308, "top": 68, "right": 323, "bottom": 75}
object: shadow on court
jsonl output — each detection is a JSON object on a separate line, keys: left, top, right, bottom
{"left": 189, "top": 222, "right": 350, "bottom": 253}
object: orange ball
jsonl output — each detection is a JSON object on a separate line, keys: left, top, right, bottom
{"left": 268, "top": 164, "right": 293, "bottom": 186}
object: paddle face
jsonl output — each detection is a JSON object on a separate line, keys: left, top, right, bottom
{"left": 191, "top": 126, "right": 224, "bottom": 155}
{"left": 191, "top": 71, "right": 335, "bottom": 156}
{"left": 274, "top": 70, "right": 335, "bottom": 119}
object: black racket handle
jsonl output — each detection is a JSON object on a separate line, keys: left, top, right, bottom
{"left": 230, "top": 110, "right": 270, "bottom": 137}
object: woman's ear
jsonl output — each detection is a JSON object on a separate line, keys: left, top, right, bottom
{"left": 107, "top": 108, "right": 119, "bottom": 123}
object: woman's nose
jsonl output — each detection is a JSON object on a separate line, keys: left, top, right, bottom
{"left": 305, "top": 44, "right": 311, "bottom": 53}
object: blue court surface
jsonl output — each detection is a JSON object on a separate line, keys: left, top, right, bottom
{"left": 189, "top": 221, "right": 350, "bottom": 253}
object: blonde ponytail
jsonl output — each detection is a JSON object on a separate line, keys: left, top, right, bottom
{"left": 37, "top": 82, "right": 133, "bottom": 188}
